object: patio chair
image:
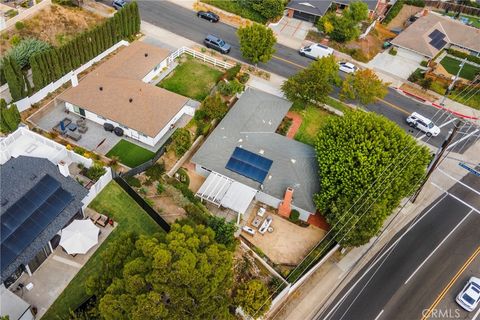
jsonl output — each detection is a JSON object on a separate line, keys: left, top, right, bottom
{"left": 95, "top": 214, "right": 109, "bottom": 227}
{"left": 78, "top": 125, "right": 88, "bottom": 133}
{"left": 66, "top": 131, "right": 82, "bottom": 141}
{"left": 89, "top": 212, "right": 101, "bottom": 224}
{"left": 76, "top": 118, "right": 86, "bottom": 126}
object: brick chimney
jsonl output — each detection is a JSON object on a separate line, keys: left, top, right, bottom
{"left": 278, "top": 187, "right": 294, "bottom": 218}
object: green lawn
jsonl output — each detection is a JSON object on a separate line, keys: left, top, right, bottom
{"left": 293, "top": 103, "right": 333, "bottom": 146}
{"left": 325, "top": 96, "right": 350, "bottom": 113}
{"left": 42, "top": 182, "right": 163, "bottom": 320}
{"left": 440, "top": 56, "right": 480, "bottom": 81}
{"left": 158, "top": 57, "right": 223, "bottom": 101}
{"left": 106, "top": 139, "right": 155, "bottom": 168}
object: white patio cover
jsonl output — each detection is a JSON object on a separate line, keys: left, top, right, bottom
{"left": 196, "top": 171, "right": 257, "bottom": 214}
{"left": 60, "top": 219, "right": 100, "bottom": 255}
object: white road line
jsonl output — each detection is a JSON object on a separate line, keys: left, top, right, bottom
{"left": 472, "top": 305, "right": 480, "bottom": 320}
{"left": 437, "top": 168, "right": 480, "bottom": 196}
{"left": 417, "top": 118, "right": 457, "bottom": 141}
{"left": 404, "top": 210, "right": 473, "bottom": 284}
{"left": 374, "top": 309, "right": 384, "bottom": 320}
{"left": 431, "top": 182, "right": 480, "bottom": 214}
{"left": 320, "top": 193, "right": 448, "bottom": 320}
{"left": 446, "top": 129, "right": 480, "bottom": 150}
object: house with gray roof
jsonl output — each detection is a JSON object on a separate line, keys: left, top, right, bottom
{"left": 192, "top": 88, "right": 320, "bottom": 222}
{"left": 0, "top": 156, "right": 88, "bottom": 285}
{"left": 286, "top": 0, "right": 380, "bottom": 22}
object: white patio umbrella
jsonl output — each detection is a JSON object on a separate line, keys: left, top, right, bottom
{"left": 60, "top": 219, "right": 100, "bottom": 255}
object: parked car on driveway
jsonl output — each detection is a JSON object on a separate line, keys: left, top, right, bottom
{"left": 339, "top": 62, "right": 357, "bottom": 74}
{"left": 112, "top": 0, "right": 126, "bottom": 10}
{"left": 299, "top": 43, "right": 333, "bottom": 60}
{"left": 406, "top": 112, "right": 440, "bottom": 137}
{"left": 456, "top": 277, "right": 480, "bottom": 312}
{"left": 197, "top": 10, "right": 219, "bottom": 22}
{"left": 203, "top": 34, "right": 231, "bottom": 54}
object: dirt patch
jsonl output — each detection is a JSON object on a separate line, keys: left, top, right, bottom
{"left": 0, "top": 4, "right": 105, "bottom": 55}
{"left": 193, "top": 2, "right": 252, "bottom": 28}
{"left": 400, "top": 83, "right": 439, "bottom": 101}
{"left": 386, "top": 5, "right": 423, "bottom": 30}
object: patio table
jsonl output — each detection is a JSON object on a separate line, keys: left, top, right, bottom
{"left": 67, "top": 123, "right": 78, "bottom": 131}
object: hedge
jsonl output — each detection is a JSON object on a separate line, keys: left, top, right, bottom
{"left": 446, "top": 48, "right": 480, "bottom": 65}
{"left": 383, "top": 0, "right": 425, "bottom": 25}
{"left": 29, "top": 2, "right": 140, "bottom": 91}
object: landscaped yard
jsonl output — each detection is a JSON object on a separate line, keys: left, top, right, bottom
{"left": 292, "top": 103, "right": 333, "bottom": 146}
{"left": 440, "top": 56, "right": 480, "bottom": 81}
{"left": 438, "top": 11, "right": 480, "bottom": 29}
{"left": 158, "top": 57, "right": 223, "bottom": 101}
{"left": 42, "top": 182, "right": 163, "bottom": 320}
{"left": 106, "top": 139, "right": 155, "bottom": 168}
{"left": 200, "top": 0, "right": 267, "bottom": 23}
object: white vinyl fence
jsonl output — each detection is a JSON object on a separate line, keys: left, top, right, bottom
{"left": 168, "top": 46, "right": 234, "bottom": 69}
{"left": 81, "top": 167, "right": 113, "bottom": 209}
{"left": 7, "top": 40, "right": 130, "bottom": 112}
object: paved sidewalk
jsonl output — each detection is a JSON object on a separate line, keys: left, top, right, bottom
{"left": 270, "top": 140, "right": 480, "bottom": 320}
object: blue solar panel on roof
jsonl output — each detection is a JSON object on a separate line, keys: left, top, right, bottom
{"left": 0, "top": 175, "right": 74, "bottom": 272}
{"left": 225, "top": 147, "right": 272, "bottom": 183}
{"left": 428, "top": 29, "right": 444, "bottom": 39}
{"left": 430, "top": 38, "right": 447, "bottom": 50}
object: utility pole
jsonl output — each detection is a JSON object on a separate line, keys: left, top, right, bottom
{"left": 440, "top": 58, "right": 467, "bottom": 106}
{"left": 411, "top": 119, "right": 463, "bottom": 203}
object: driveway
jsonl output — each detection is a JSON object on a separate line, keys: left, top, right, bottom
{"left": 368, "top": 47, "right": 424, "bottom": 80}
{"left": 270, "top": 16, "right": 313, "bottom": 49}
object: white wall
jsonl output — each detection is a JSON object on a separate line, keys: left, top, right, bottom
{"left": 255, "top": 191, "right": 281, "bottom": 209}
{"left": 81, "top": 167, "right": 113, "bottom": 210}
{"left": 142, "top": 59, "right": 168, "bottom": 83}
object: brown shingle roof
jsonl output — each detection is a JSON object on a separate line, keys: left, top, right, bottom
{"left": 391, "top": 13, "right": 480, "bottom": 58}
{"left": 59, "top": 42, "right": 188, "bottom": 137}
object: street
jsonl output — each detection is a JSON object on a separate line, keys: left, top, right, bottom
{"left": 124, "top": 1, "right": 477, "bottom": 152}
{"left": 317, "top": 170, "right": 480, "bottom": 320}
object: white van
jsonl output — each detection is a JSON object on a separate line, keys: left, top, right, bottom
{"left": 406, "top": 112, "right": 441, "bottom": 137}
{"left": 299, "top": 43, "right": 334, "bottom": 60}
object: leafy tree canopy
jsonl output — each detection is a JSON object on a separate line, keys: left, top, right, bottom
{"left": 315, "top": 111, "right": 430, "bottom": 247}
{"left": 281, "top": 55, "right": 340, "bottom": 105}
{"left": 169, "top": 128, "right": 192, "bottom": 157}
{"left": 250, "top": 0, "right": 285, "bottom": 20}
{"left": 340, "top": 68, "right": 388, "bottom": 105}
{"left": 237, "top": 23, "right": 276, "bottom": 64}
{"left": 344, "top": 1, "right": 369, "bottom": 23}
{"left": 97, "top": 224, "right": 234, "bottom": 320}
{"left": 235, "top": 279, "right": 271, "bottom": 317}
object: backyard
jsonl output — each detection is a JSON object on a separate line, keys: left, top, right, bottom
{"left": 42, "top": 182, "right": 164, "bottom": 320}
{"left": 292, "top": 103, "right": 334, "bottom": 146}
{"left": 435, "top": 11, "right": 480, "bottom": 29}
{"left": 106, "top": 139, "right": 156, "bottom": 168}
{"left": 158, "top": 57, "right": 223, "bottom": 101}
{"left": 440, "top": 56, "right": 480, "bottom": 81}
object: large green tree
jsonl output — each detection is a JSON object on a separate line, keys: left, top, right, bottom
{"left": 3, "top": 56, "right": 26, "bottom": 101}
{"left": 251, "top": 0, "right": 285, "bottom": 20}
{"left": 315, "top": 111, "right": 430, "bottom": 247}
{"left": 235, "top": 279, "right": 271, "bottom": 318}
{"left": 344, "top": 1, "right": 369, "bottom": 23}
{"left": 237, "top": 23, "right": 276, "bottom": 65}
{"left": 340, "top": 68, "right": 388, "bottom": 105}
{"left": 97, "top": 224, "right": 234, "bottom": 320}
{"left": 281, "top": 55, "right": 340, "bottom": 105}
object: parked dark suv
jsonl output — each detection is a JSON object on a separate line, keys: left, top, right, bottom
{"left": 203, "top": 34, "right": 231, "bottom": 54}
{"left": 197, "top": 11, "right": 219, "bottom": 22}
{"left": 112, "top": 0, "right": 126, "bottom": 10}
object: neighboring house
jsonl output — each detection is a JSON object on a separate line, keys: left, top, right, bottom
{"left": 192, "top": 88, "right": 320, "bottom": 222}
{"left": 1, "top": 284, "right": 35, "bottom": 320}
{"left": 0, "top": 127, "right": 111, "bottom": 288}
{"left": 286, "top": 0, "right": 380, "bottom": 22}
{"left": 391, "top": 12, "right": 480, "bottom": 59}
{"left": 58, "top": 41, "right": 194, "bottom": 147}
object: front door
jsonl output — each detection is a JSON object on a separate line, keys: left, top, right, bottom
{"left": 79, "top": 108, "right": 86, "bottom": 117}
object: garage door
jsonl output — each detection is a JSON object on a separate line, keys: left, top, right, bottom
{"left": 293, "top": 10, "right": 318, "bottom": 23}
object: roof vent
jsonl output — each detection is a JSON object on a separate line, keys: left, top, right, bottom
{"left": 30, "top": 174, "right": 37, "bottom": 181}
{"left": 129, "top": 98, "right": 133, "bottom": 103}
{"left": 145, "top": 53, "right": 148, "bottom": 57}
{"left": 259, "top": 149, "right": 264, "bottom": 154}
{"left": 99, "top": 86, "right": 103, "bottom": 91}
{"left": 291, "top": 159, "right": 296, "bottom": 164}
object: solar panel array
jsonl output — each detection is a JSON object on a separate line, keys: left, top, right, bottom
{"left": 225, "top": 147, "right": 273, "bottom": 183}
{"left": 428, "top": 29, "right": 447, "bottom": 50}
{"left": 1, "top": 175, "right": 74, "bottom": 272}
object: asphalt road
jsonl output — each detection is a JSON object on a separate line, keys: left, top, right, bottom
{"left": 317, "top": 170, "right": 480, "bottom": 320}
{"left": 106, "top": 1, "right": 478, "bottom": 151}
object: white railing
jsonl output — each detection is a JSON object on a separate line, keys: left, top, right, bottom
{"left": 168, "top": 46, "right": 234, "bottom": 69}
{"left": 7, "top": 40, "right": 130, "bottom": 112}
{"left": 81, "top": 167, "right": 113, "bottom": 209}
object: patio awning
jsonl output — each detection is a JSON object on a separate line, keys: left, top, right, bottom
{"left": 60, "top": 219, "right": 99, "bottom": 255}
{"left": 196, "top": 171, "right": 257, "bottom": 214}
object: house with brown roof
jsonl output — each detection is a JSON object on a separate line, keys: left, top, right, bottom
{"left": 391, "top": 12, "right": 480, "bottom": 59}
{"left": 58, "top": 42, "right": 193, "bottom": 147}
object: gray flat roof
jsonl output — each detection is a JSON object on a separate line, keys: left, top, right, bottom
{"left": 0, "top": 156, "right": 87, "bottom": 282}
{"left": 191, "top": 88, "right": 319, "bottom": 213}
{"left": 286, "top": 0, "right": 378, "bottom": 17}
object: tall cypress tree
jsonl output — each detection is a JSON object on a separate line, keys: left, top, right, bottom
{"left": 43, "top": 50, "right": 55, "bottom": 84}
{"left": 51, "top": 49, "right": 63, "bottom": 79}
{"left": 4, "top": 57, "right": 24, "bottom": 101}
{"left": 0, "top": 98, "right": 10, "bottom": 133}
{"left": 0, "top": 100, "right": 21, "bottom": 132}
{"left": 30, "top": 54, "right": 44, "bottom": 90}
{"left": 132, "top": 2, "right": 141, "bottom": 34}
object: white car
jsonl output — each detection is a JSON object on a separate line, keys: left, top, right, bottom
{"left": 242, "top": 226, "right": 256, "bottom": 236}
{"left": 456, "top": 277, "right": 480, "bottom": 312}
{"left": 299, "top": 43, "right": 333, "bottom": 60}
{"left": 406, "top": 112, "right": 441, "bottom": 137}
{"left": 339, "top": 62, "right": 357, "bottom": 74}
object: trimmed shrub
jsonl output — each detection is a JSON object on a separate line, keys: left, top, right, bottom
{"left": 420, "top": 60, "right": 428, "bottom": 67}
{"left": 237, "top": 72, "right": 250, "bottom": 84}
{"left": 408, "top": 68, "right": 425, "bottom": 83}
{"left": 15, "top": 21, "right": 25, "bottom": 30}
{"left": 126, "top": 176, "right": 141, "bottom": 188}
{"left": 85, "top": 165, "right": 106, "bottom": 181}
{"left": 383, "top": 0, "right": 404, "bottom": 25}
{"left": 388, "top": 47, "right": 397, "bottom": 55}
{"left": 446, "top": 48, "right": 480, "bottom": 65}
{"left": 224, "top": 63, "right": 241, "bottom": 80}
{"left": 156, "top": 182, "right": 165, "bottom": 195}
{"left": 145, "top": 163, "right": 165, "bottom": 181}
{"left": 289, "top": 210, "right": 300, "bottom": 222}
{"left": 217, "top": 79, "right": 244, "bottom": 96}
{"left": 169, "top": 128, "right": 192, "bottom": 157}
